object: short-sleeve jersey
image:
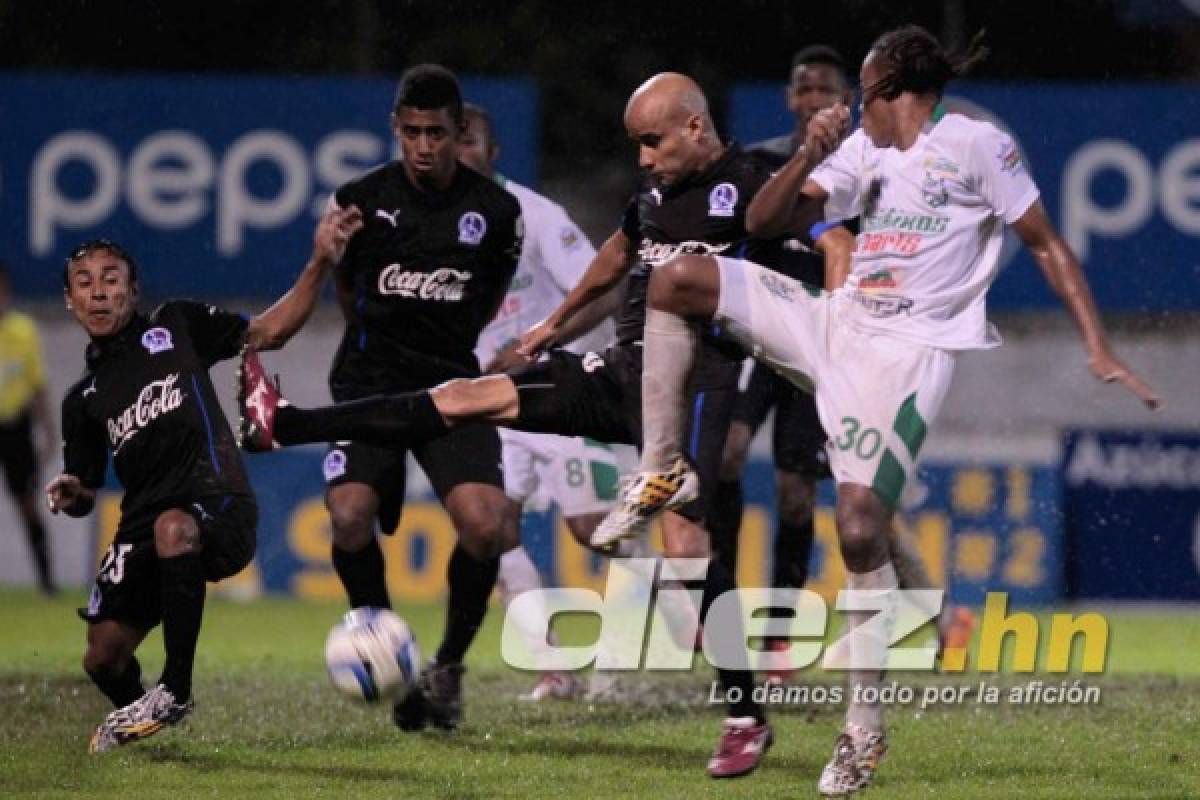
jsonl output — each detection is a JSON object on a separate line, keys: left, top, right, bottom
{"left": 810, "top": 111, "right": 1040, "bottom": 350}
{"left": 0, "top": 310, "right": 46, "bottom": 424}
{"left": 617, "top": 144, "right": 781, "bottom": 348}
{"left": 61, "top": 301, "right": 252, "bottom": 527}
{"left": 474, "top": 178, "right": 609, "bottom": 365}
{"left": 329, "top": 162, "right": 523, "bottom": 398}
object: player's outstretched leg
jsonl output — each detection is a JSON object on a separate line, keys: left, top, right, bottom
{"left": 89, "top": 683, "right": 193, "bottom": 753}
{"left": 238, "top": 347, "right": 451, "bottom": 452}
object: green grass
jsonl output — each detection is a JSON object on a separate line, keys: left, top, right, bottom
{"left": 1, "top": 588, "right": 1198, "bottom": 799}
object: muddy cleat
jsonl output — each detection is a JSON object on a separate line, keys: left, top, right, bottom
{"left": 591, "top": 457, "right": 699, "bottom": 549}
{"left": 395, "top": 660, "right": 465, "bottom": 732}
{"left": 706, "top": 717, "right": 772, "bottom": 778}
{"left": 237, "top": 346, "right": 288, "bottom": 452}
{"left": 88, "top": 684, "right": 193, "bottom": 754}
{"left": 526, "top": 670, "right": 578, "bottom": 702}
{"left": 818, "top": 725, "right": 888, "bottom": 797}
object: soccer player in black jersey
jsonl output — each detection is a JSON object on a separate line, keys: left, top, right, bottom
{"left": 263, "top": 65, "right": 523, "bottom": 732}
{"left": 48, "top": 212, "right": 360, "bottom": 751}
{"left": 241, "top": 73, "right": 777, "bottom": 779}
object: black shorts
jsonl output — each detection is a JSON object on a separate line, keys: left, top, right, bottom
{"left": 732, "top": 361, "right": 830, "bottom": 478}
{"left": 323, "top": 424, "right": 503, "bottom": 535}
{"left": 0, "top": 414, "right": 38, "bottom": 496}
{"left": 80, "top": 494, "right": 258, "bottom": 631}
{"left": 511, "top": 343, "right": 739, "bottom": 523}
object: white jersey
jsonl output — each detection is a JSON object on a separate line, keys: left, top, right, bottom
{"left": 475, "top": 179, "right": 611, "bottom": 365}
{"left": 810, "top": 111, "right": 1040, "bottom": 351}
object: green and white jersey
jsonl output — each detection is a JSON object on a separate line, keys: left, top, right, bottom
{"left": 810, "top": 111, "right": 1040, "bottom": 351}
{"left": 475, "top": 179, "right": 612, "bottom": 364}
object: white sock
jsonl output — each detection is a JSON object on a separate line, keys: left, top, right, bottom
{"left": 498, "top": 546, "right": 557, "bottom": 661}
{"left": 844, "top": 562, "right": 898, "bottom": 733}
{"left": 639, "top": 309, "right": 697, "bottom": 472}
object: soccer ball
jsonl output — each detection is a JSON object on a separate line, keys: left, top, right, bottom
{"left": 324, "top": 608, "right": 421, "bottom": 702}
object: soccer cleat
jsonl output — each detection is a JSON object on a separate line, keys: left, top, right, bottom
{"left": 237, "top": 346, "right": 288, "bottom": 453}
{"left": 395, "top": 660, "right": 465, "bottom": 732}
{"left": 88, "top": 684, "right": 193, "bottom": 754}
{"left": 706, "top": 716, "right": 773, "bottom": 778}
{"left": 526, "top": 670, "right": 578, "bottom": 702}
{"left": 817, "top": 725, "right": 888, "bottom": 797}
{"left": 591, "top": 457, "right": 699, "bottom": 549}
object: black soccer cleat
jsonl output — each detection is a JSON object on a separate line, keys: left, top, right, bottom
{"left": 394, "top": 660, "right": 464, "bottom": 732}
{"left": 237, "top": 346, "right": 287, "bottom": 452}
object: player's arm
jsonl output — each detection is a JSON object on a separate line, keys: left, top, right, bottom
{"left": 747, "top": 105, "right": 851, "bottom": 238}
{"left": 45, "top": 473, "right": 94, "bottom": 517}
{"left": 518, "top": 229, "right": 637, "bottom": 357}
{"left": 1012, "top": 201, "right": 1160, "bottom": 410}
{"left": 245, "top": 205, "right": 364, "bottom": 350}
{"left": 814, "top": 223, "right": 855, "bottom": 290}
{"left": 46, "top": 391, "right": 105, "bottom": 517}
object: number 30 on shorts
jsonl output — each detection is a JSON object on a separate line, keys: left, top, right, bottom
{"left": 834, "top": 416, "right": 883, "bottom": 460}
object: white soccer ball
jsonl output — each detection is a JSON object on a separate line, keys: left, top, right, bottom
{"left": 324, "top": 608, "right": 421, "bottom": 702}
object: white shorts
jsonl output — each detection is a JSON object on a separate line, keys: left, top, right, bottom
{"left": 500, "top": 428, "right": 630, "bottom": 517}
{"left": 713, "top": 256, "right": 955, "bottom": 507}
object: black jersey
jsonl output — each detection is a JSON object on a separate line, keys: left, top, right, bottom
{"left": 617, "top": 144, "right": 782, "bottom": 348}
{"left": 61, "top": 301, "right": 252, "bottom": 528}
{"left": 329, "top": 162, "right": 523, "bottom": 399}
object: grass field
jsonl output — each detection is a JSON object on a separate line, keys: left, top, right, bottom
{"left": 2, "top": 588, "right": 1198, "bottom": 799}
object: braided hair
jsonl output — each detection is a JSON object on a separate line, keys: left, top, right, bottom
{"left": 867, "top": 26, "right": 989, "bottom": 102}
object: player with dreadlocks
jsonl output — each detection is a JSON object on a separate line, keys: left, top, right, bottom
{"left": 595, "top": 25, "right": 1159, "bottom": 796}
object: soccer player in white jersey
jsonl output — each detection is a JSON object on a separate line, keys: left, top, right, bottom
{"left": 595, "top": 25, "right": 1160, "bottom": 796}
{"left": 459, "top": 104, "right": 633, "bottom": 701}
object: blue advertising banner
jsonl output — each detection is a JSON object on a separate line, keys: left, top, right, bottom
{"left": 0, "top": 74, "right": 538, "bottom": 299}
{"left": 93, "top": 450, "right": 1063, "bottom": 606}
{"left": 728, "top": 82, "right": 1200, "bottom": 311}
{"left": 1062, "top": 430, "right": 1200, "bottom": 601}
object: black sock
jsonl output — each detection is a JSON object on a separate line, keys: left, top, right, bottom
{"left": 275, "top": 391, "right": 448, "bottom": 447}
{"left": 435, "top": 545, "right": 499, "bottom": 665}
{"left": 87, "top": 656, "right": 145, "bottom": 707}
{"left": 708, "top": 479, "right": 743, "bottom": 576}
{"left": 159, "top": 553, "right": 206, "bottom": 702}
{"left": 25, "top": 516, "right": 54, "bottom": 593}
{"left": 701, "top": 558, "right": 765, "bottom": 723}
{"left": 332, "top": 539, "right": 391, "bottom": 609}
{"left": 772, "top": 519, "right": 814, "bottom": 590}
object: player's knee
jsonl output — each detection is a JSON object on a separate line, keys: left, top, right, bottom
{"left": 83, "top": 637, "right": 128, "bottom": 676}
{"left": 647, "top": 255, "right": 717, "bottom": 315}
{"left": 455, "top": 507, "right": 510, "bottom": 560}
{"left": 835, "top": 493, "right": 889, "bottom": 571}
{"left": 430, "top": 378, "right": 473, "bottom": 417}
{"left": 153, "top": 511, "right": 199, "bottom": 558}
{"left": 327, "top": 501, "right": 375, "bottom": 550}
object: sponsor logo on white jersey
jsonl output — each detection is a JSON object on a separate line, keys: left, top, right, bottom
{"left": 708, "top": 182, "right": 737, "bottom": 217}
{"left": 638, "top": 239, "right": 730, "bottom": 268}
{"left": 378, "top": 265, "right": 472, "bottom": 302}
{"left": 458, "top": 211, "right": 487, "bottom": 245}
{"left": 107, "top": 373, "right": 184, "bottom": 452}
{"left": 141, "top": 327, "right": 173, "bottom": 354}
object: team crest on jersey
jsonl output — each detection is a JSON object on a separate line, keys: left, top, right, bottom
{"left": 458, "top": 211, "right": 487, "bottom": 246}
{"left": 708, "top": 183, "right": 737, "bottom": 217}
{"left": 141, "top": 327, "right": 173, "bottom": 354}
{"left": 997, "top": 141, "right": 1023, "bottom": 174}
{"left": 323, "top": 449, "right": 347, "bottom": 482}
{"left": 921, "top": 172, "right": 949, "bottom": 208}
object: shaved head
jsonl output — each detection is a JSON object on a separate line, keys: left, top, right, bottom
{"left": 624, "top": 72, "right": 722, "bottom": 186}
{"left": 625, "top": 72, "right": 711, "bottom": 130}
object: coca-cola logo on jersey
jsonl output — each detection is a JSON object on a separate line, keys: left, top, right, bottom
{"left": 377, "top": 265, "right": 473, "bottom": 302}
{"left": 107, "top": 373, "right": 185, "bottom": 453}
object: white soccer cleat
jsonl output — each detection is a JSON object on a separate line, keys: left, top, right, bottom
{"left": 817, "top": 725, "right": 888, "bottom": 797}
{"left": 590, "top": 457, "right": 699, "bottom": 550}
{"left": 526, "top": 671, "right": 579, "bottom": 702}
{"left": 88, "top": 684, "right": 193, "bottom": 753}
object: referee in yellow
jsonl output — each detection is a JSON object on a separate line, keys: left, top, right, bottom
{"left": 0, "top": 261, "right": 56, "bottom": 594}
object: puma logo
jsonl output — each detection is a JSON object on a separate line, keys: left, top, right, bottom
{"left": 375, "top": 208, "right": 402, "bottom": 227}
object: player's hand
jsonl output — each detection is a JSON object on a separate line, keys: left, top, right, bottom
{"left": 45, "top": 474, "right": 82, "bottom": 514}
{"left": 1088, "top": 347, "right": 1162, "bottom": 411}
{"left": 313, "top": 205, "right": 364, "bottom": 266}
{"left": 485, "top": 341, "right": 532, "bottom": 374}
{"left": 517, "top": 317, "right": 560, "bottom": 359}
{"left": 804, "top": 104, "right": 851, "bottom": 165}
